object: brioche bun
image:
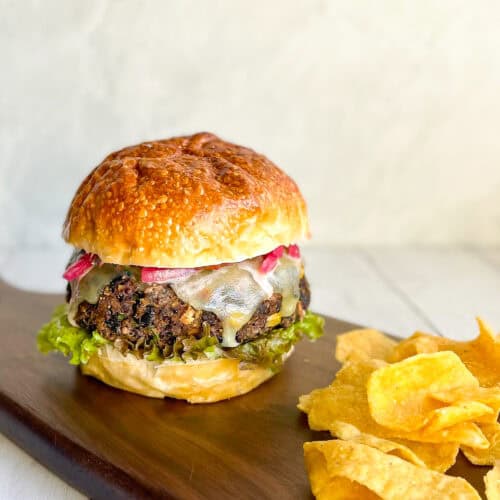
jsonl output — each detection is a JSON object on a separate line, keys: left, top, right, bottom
{"left": 63, "top": 132, "right": 309, "bottom": 268}
{"left": 80, "top": 344, "right": 292, "bottom": 403}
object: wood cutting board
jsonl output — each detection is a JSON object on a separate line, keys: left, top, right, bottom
{"left": 0, "top": 279, "right": 489, "bottom": 499}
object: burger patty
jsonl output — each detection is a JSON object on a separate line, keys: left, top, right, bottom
{"left": 74, "top": 273, "right": 311, "bottom": 357}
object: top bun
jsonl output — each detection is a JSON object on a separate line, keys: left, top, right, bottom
{"left": 63, "top": 132, "right": 309, "bottom": 267}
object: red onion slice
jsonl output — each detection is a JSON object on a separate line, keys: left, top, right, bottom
{"left": 259, "top": 255, "right": 278, "bottom": 274}
{"left": 270, "top": 246, "right": 285, "bottom": 259}
{"left": 259, "top": 245, "right": 285, "bottom": 274}
{"left": 287, "top": 244, "right": 301, "bottom": 259}
{"left": 63, "top": 253, "right": 96, "bottom": 281}
{"left": 141, "top": 267, "right": 197, "bottom": 283}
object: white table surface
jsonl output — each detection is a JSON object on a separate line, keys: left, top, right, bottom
{"left": 1, "top": 246, "right": 499, "bottom": 499}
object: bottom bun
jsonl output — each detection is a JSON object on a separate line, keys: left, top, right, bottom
{"left": 80, "top": 344, "right": 293, "bottom": 403}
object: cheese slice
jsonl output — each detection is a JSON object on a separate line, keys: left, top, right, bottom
{"left": 171, "top": 256, "right": 301, "bottom": 347}
{"left": 67, "top": 264, "right": 123, "bottom": 326}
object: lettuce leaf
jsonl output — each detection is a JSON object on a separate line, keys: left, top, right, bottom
{"left": 179, "top": 335, "right": 221, "bottom": 360}
{"left": 37, "top": 305, "right": 323, "bottom": 371}
{"left": 37, "top": 304, "right": 108, "bottom": 365}
{"left": 145, "top": 344, "right": 163, "bottom": 362}
{"left": 225, "top": 311, "right": 324, "bottom": 371}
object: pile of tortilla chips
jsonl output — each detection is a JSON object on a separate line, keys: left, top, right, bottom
{"left": 299, "top": 319, "right": 500, "bottom": 499}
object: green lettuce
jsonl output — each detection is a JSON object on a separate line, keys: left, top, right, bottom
{"left": 145, "top": 344, "right": 163, "bottom": 362}
{"left": 176, "top": 335, "right": 221, "bottom": 361}
{"left": 37, "top": 305, "right": 323, "bottom": 371}
{"left": 225, "top": 311, "right": 324, "bottom": 371}
{"left": 37, "top": 304, "right": 108, "bottom": 365}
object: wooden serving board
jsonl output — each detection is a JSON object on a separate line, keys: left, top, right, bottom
{"left": 0, "top": 279, "right": 488, "bottom": 499}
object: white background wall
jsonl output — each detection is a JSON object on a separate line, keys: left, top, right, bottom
{"left": 2, "top": 0, "right": 500, "bottom": 255}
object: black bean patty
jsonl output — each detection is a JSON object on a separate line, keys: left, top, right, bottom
{"left": 73, "top": 273, "right": 310, "bottom": 357}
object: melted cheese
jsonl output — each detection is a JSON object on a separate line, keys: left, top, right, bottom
{"left": 67, "top": 264, "right": 124, "bottom": 326}
{"left": 268, "top": 258, "right": 301, "bottom": 316}
{"left": 170, "top": 256, "right": 301, "bottom": 347}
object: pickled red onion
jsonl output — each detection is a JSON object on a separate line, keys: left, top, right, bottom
{"left": 259, "top": 246, "right": 285, "bottom": 273}
{"left": 287, "top": 244, "right": 300, "bottom": 259}
{"left": 62, "top": 253, "right": 96, "bottom": 281}
{"left": 270, "top": 246, "right": 285, "bottom": 259}
{"left": 259, "top": 255, "right": 278, "bottom": 273}
{"left": 141, "top": 267, "right": 196, "bottom": 283}
{"left": 259, "top": 245, "right": 301, "bottom": 273}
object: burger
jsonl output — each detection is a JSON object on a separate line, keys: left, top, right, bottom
{"left": 37, "top": 132, "right": 324, "bottom": 403}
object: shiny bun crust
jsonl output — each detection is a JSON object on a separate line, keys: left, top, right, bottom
{"left": 80, "top": 344, "right": 293, "bottom": 403}
{"left": 64, "top": 132, "right": 309, "bottom": 267}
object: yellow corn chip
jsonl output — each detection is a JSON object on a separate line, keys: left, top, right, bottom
{"left": 328, "top": 421, "right": 458, "bottom": 473}
{"left": 329, "top": 421, "right": 426, "bottom": 468}
{"left": 431, "top": 386, "right": 500, "bottom": 425}
{"left": 448, "top": 318, "right": 500, "bottom": 388}
{"left": 389, "top": 332, "right": 448, "bottom": 362}
{"left": 367, "top": 352, "right": 480, "bottom": 432}
{"left": 390, "top": 318, "right": 500, "bottom": 388}
{"left": 335, "top": 328, "right": 397, "bottom": 364}
{"left": 298, "top": 360, "right": 489, "bottom": 449}
{"left": 304, "top": 440, "right": 480, "bottom": 500}
{"left": 423, "top": 401, "right": 493, "bottom": 432}
{"left": 463, "top": 423, "right": 500, "bottom": 466}
{"left": 306, "top": 466, "right": 379, "bottom": 499}
{"left": 300, "top": 321, "right": 500, "bottom": 498}
{"left": 399, "top": 438, "right": 459, "bottom": 474}
{"left": 485, "top": 462, "right": 500, "bottom": 500}
{"left": 431, "top": 386, "right": 500, "bottom": 409}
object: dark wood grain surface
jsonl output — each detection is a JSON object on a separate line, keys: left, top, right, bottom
{"left": 0, "top": 279, "right": 488, "bottom": 499}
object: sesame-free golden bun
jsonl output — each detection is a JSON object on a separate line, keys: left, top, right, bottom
{"left": 63, "top": 132, "right": 309, "bottom": 267}
{"left": 81, "top": 344, "right": 293, "bottom": 403}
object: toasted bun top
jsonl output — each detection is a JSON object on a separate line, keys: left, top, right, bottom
{"left": 64, "top": 132, "right": 309, "bottom": 267}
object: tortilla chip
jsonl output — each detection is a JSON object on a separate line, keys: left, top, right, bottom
{"left": 399, "top": 438, "right": 459, "bottom": 473}
{"left": 329, "top": 421, "right": 426, "bottom": 468}
{"left": 485, "top": 462, "right": 500, "bottom": 500}
{"left": 298, "top": 360, "right": 489, "bottom": 449}
{"left": 367, "top": 352, "right": 480, "bottom": 432}
{"left": 463, "top": 423, "right": 500, "bottom": 466}
{"left": 307, "top": 470, "right": 379, "bottom": 499}
{"left": 451, "top": 318, "right": 500, "bottom": 388}
{"left": 423, "top": 401, "right": 494, "bottom": 432}
{"left": 431, "top": 386, "right": 500, "bottom": 425}
{"left": 304, "top": 440, "right": 480, "bottom": 500}
{"left": 390, "top": 318, "right": 500, "bottom": 388}
{"left": 389, "top": 332, "right": 448, "bottom": 362}
{"left": 431, "top": 386, "right": 500, "bottom": 409}
{"left": 335, "top": 329, "right": 397, "bottom": 364}
{"left": 328, "top": 421, "right": 458, "bottom": 473}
